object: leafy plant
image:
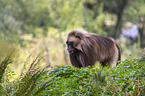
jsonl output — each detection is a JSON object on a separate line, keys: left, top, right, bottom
{"left": 0, "top": 54, "right": 55, "bottom": 96}
{"left": 40, "top": 58, "right": 145, "bottom": 96}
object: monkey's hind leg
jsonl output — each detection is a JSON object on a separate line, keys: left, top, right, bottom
{"left": 108, "top": 54, "right": 119, "bottom": 67}
{"left": 100, "top": 57, "right": 117, "bottom": 67}
{"left": 100, "top": 60, "right": 109, "bottom": 67}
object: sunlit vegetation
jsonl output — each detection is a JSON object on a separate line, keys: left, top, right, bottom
{"left": 0, "top": 0, "right": 145, "bottom": 95}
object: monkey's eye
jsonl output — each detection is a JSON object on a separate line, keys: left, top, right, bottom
{"left": 76, "top": 36, "right": 81, "bottom": 39}
{"left": 66, "top": 42, "right": 73, "bottom": 45}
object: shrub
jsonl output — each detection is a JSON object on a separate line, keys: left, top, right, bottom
{"left": 40, "top": 58, "right": 145, "bottom": 96}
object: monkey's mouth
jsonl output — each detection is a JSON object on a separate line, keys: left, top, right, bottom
{"left": 68, "top": 50, "right": 74, "bottom": 54}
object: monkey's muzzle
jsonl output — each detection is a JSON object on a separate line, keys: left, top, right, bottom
{"left": 68, "top": 49, "right": 74, "bottom": 54}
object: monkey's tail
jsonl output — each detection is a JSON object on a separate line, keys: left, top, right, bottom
{"left": 115, "top": 42, "right": 121, "bottom": 65}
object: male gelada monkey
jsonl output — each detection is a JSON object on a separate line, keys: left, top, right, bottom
{"left": 66, "top": 29, "right": 121, "bottom": 68}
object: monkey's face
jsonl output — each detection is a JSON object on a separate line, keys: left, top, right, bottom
{"left": 66, "top": 36, "right": 81, "bottom": 54}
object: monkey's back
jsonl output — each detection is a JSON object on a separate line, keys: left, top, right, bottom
{"left": 85, "top": 33, "right": 118, "bottom": 62}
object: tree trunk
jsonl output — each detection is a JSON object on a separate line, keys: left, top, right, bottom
{"left": 115, "top": 13, "right": 122, "bottom": 38}
{"left": 115, "top": 0, "right": 128, "bottom": 38}
{"left": 139, "top": 25, "right": 145, "bottom": 48}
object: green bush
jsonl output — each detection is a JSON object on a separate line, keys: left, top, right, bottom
{"left": 39, "top": 59, "right": 145, "bottom": 96}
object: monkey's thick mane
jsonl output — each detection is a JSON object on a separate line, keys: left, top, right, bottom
{"left": 69, "top": 30, "right": 114, "bottom": 67}
{"left": 68, "top": 29, "right": 121, "bottom": 68}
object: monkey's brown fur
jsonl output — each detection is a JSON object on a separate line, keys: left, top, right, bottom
{"left": 66, "top": 29, "right": 121, "bottom": 68}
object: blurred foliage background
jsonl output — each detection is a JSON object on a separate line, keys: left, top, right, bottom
{"left": 0, "top": 0, "right": 145, "bottom": 78}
